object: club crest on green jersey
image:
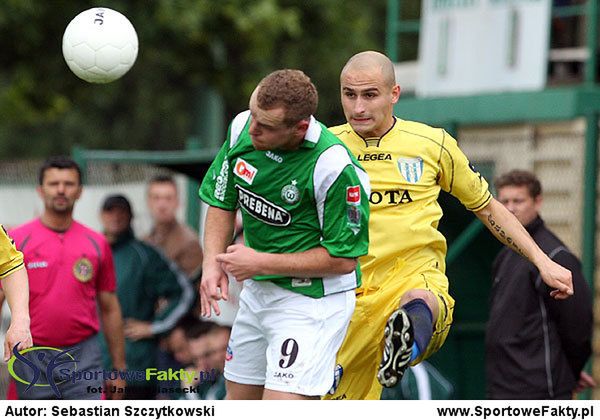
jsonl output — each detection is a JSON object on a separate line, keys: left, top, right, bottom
{"left": 397, "top": 157, "right": 424, "bottom": 183}
{"left": 281, "top": 180, "right": 300, "bottom": 204}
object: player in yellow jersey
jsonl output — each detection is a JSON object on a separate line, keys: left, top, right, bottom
{"left": 325, "top": 51, "right": 574, "bottom": 400}
{"left": 0, "top": 224, "right": 32, "bottom": 361}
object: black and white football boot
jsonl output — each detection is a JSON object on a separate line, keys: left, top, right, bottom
{"left": 377, "top": 307, "right": 414, "bottom": 388}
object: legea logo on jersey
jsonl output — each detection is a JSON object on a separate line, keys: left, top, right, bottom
{"left": 234, "top": 158, "right": 258, "bottom": 185}
{"left": 346, "top": 186, "right": 361, "bottom": 204}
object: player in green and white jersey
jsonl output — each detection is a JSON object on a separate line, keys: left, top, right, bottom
{"left": 199, "top": 69, "right": 370, "bottom": 400}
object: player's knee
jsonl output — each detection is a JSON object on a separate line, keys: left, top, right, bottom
{"left": 400, "top": 290, "right": 438, "bottom": 312}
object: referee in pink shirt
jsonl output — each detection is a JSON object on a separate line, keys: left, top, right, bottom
{"left": 9, "top": 156, "right": 126, "bottom": 400}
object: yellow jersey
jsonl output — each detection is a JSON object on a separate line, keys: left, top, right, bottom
{"left": 0, "top": 224, "right": 24, "bottom": 279}
{"left": 330, "top": 118, "right": 491, "bottom": 290}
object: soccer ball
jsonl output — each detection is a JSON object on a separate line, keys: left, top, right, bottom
{"left": 62, "top": 7, "right": 138, "bottom": 84}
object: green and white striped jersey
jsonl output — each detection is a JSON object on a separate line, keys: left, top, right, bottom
{"left": 199, "top": 110, "right": 370, "bottom": 298}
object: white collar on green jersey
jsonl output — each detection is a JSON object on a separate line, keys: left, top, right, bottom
{"left": 304, "top": 116, "right": 321, "bottom": 144}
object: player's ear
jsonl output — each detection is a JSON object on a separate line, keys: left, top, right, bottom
{"left": 294, "top": 119, "right": 310, "bottom": 136}
{"left": 391, "top": 84, "right": 401, "bottom": 104}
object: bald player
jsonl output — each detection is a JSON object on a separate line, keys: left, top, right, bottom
{"left": 325, "top": 51, "right": 574, "bottom": 400}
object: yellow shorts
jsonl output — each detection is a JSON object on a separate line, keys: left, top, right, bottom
{"left": 324, "top": 267, "right": 454, "bottom": 400}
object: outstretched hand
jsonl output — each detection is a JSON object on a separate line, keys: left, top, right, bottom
{"left": 199, "top": 266, "right": 229, "bottom": 318}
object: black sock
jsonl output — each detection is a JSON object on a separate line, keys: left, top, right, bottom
{"left": 402, "top": 298, "right": 433, "bottom": 360}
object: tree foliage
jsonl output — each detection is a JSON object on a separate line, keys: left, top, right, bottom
{"left": 0, "top": 0, "right": 384, "bottom": 157}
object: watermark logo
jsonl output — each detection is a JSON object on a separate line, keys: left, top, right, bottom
{"left": 8, "top": 343, "right": 78, "bottom": 398}
{"left": 8, "top": 343, "right": 220, "bottom": 398}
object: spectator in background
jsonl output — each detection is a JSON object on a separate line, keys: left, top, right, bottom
{"left": 202, "top": 325, "right": 230, "bottom": 400}
{"left": 9, "top": 156, "right": 125, "bottom": 400}
{"left": 164, "top": 314, "right": 196, "bottom": 367}
{"left": 99, "top": 194, "right": 194, "bottom": 399}
{"left": 182, "top": 320, "right": 225, "bottom": 400}
{"left": 486, "top": 170, "right": 594, "bottom": 399}
{"left": 145, "top": 175, "right": 203, "bottom": 283}
{"left": 156, "top": 313, "right": 197, "bottom": 400}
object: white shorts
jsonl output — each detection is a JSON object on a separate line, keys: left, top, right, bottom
{"left": 224, "top": 280, "right": 355, "bottom": 396}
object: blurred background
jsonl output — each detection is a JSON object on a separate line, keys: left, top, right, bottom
{"left": 0, "top": 0, "right": 388, "bottom": 156}
{"left": 1, "top": 0, "right": 599, "bottom": 400}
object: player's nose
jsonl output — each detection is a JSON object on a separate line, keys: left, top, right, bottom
{"left": 353, "top": 99, "right": 366, "bottom": 114}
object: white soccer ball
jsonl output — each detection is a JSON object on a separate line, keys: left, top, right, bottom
{"left": 62, "top": 7, "right": 138, "bottom": 84}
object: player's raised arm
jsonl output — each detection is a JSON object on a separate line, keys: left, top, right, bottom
{"left": 474, "top": 198, "right": 573, "bottom": 299}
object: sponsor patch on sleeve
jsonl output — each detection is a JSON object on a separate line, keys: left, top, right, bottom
{"left": 346, "top": 185, "right": 361, "bottom": 204}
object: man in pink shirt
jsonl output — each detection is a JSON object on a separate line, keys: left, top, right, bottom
{"left": 9, "top": 156, "right": 126, "bottom": 400}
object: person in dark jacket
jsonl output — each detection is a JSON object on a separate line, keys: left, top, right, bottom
{"left": 485, "top": 170, "right": 594, "bottom": 399}
{"left": 98, "top": 194, "right": 194, "bottom": 399}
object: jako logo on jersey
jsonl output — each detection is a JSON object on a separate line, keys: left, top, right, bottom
{"left": 236, "top": 185, "right": 291, "bottom": 226}
{"left": 234, "top": 158, "right": 258, "bottom": 185}
{"left": 346, "top": 186, "right": 361, "bottom": 204}
{"left": 398, "top": 157, "right": 424, "bottom": 183}
{"left": 266, "top": 151, "right": 283, "bottom": 163}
